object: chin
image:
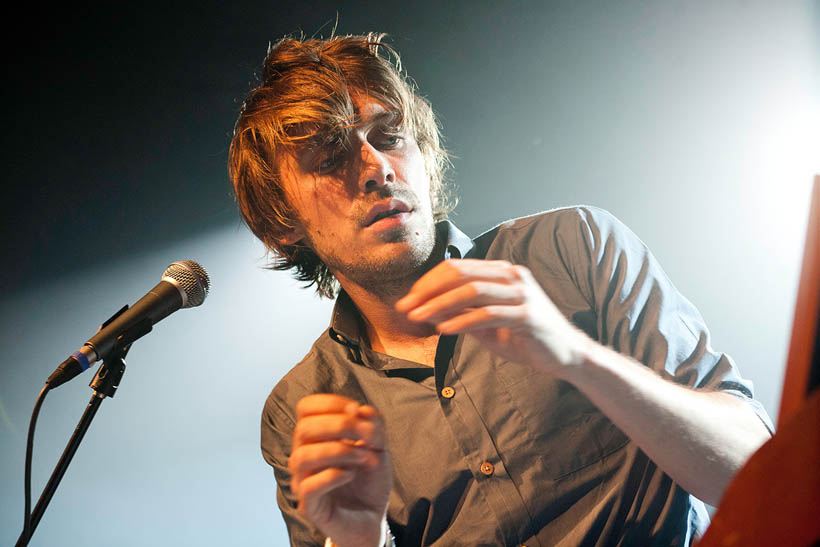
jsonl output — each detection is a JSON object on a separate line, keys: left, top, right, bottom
{"left": 355, "top": 230, "right": 436, "bottom": 283}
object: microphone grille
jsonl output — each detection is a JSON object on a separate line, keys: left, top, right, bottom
{"left": 163, "top": 260, "right": 210, "bottom": 308}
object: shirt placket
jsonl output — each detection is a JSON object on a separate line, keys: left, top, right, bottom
{"left": 434, "top": 335, "right": 540, "bottom": 547}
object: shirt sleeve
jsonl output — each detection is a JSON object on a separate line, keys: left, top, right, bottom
{"left": 568, "top": 206, "right": 774, "bottom": 434}
{"left": 261, "top": 392, "right": 328, "bottom": 546}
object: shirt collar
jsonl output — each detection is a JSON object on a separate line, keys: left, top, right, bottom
{"left": 441, "top": 219, "right": 474, "bottom": 260}
{"left": 328, "top": 220, "right": 474, "bottom": 349}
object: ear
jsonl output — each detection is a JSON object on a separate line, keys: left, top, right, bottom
{"left": 277, "top": 225, "right": 306, "bottom": 246}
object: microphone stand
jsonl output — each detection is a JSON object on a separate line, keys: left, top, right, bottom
{"left": 16, "top": 314, "right": 152, "bottom": 547}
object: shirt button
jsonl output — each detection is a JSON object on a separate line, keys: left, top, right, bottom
{"left": 441, "top": 386, "right": 455, "bottom": 399}
{"left": 480, "top": 461, "right": 494, "bottom": 476}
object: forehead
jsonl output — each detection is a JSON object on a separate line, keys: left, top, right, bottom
{"left": 352, "top": 94, "right": 392, "bottom": 121}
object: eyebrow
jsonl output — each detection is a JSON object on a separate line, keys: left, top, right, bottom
{"left": 364, "top": 109, "right": 401, "bottom": 126}
{"left": 339, "top": 109, "right": 401, "bottom": 134}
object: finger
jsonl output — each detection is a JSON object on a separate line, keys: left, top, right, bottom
{"left": 296, "top": 467, "right": 356, "bottom": 514}
{"left": 293, "top": 411, "right": 385, "bottom": 450}
{"left": 289, "top": 441, "right": 374, "bottom": 480}
{"left": 354, "top": 405, "right": 380, "bottom": 419}
{"left": 398, "top": 260, "right": 519, "bottom": 311}
{"left": 434, "top": 305, "right": 527, "bottom": 334}
{"left": 296, "top": 394, "right": 360, "bottom": 419}
{"left": 405, "top": 281, "right": 525, "bottom": 323}
{"left": 396, "top": 260, "right": 523, "bottom": 312}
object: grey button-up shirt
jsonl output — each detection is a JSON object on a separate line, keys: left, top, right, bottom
{"left": 261, "top": 206, "right": 773, "bottom": 546}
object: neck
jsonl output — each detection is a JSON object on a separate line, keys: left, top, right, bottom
{"left": 335, "top": 237, "right": 447, "bottom": 364}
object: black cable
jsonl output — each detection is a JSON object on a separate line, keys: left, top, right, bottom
{"left": 23, "top": 384, "right": 51, "bottom": 546}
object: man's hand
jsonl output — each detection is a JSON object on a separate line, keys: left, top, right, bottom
{"left": 396, "top": 258, "right": 771, "bottom": 505}
{"left": 396, "top": 259, "right": 591, "bottom": 379}
{"left": 289, "top": 394, "right": 392, "bottom": 547}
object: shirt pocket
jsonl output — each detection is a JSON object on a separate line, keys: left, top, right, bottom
{"left": 494, "top": 360, "right": 630, "bottom": 480}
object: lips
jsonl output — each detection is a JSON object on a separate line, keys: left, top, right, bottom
{"left": 363, "top": 199, "right": 412, "bottom": 226}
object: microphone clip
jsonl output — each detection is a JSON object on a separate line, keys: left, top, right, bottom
{"left": 89, "top": 315, "right": 152, "bottom": 399}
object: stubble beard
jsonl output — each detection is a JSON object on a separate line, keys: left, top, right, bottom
{"left": 320, "top": 220, "right": 440, "bottom": 301}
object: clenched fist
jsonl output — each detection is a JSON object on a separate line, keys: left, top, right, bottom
{"left": 289, "top": 394, "right": 392, "bottom": 547}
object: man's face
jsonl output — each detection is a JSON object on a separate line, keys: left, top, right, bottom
{"left": 277, "top": 94, "right": 437, "bottom": 291}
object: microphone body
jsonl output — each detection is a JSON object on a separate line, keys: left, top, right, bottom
{"left": 87, "top": 279, "right": 182, "bottom": 363}
{"left": 46, "top": 261, "right": 209, "bottom": 388}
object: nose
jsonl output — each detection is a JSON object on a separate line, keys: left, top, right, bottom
{"left": 357, "top": 140, "right": 395, "bottom": 192}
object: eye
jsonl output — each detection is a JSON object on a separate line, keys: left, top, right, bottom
{"left": 318, "top": 155, "right": 340, "bottom": 172}
{"left": 376, "top": 130, "right": 403, "bottom": 149}
{"left": 315, "top": 146, "right": 346, "bottom": 173}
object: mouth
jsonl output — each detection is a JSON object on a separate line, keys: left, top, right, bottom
{"left": 364, "top": 199, "right": 412, "bottom": 227}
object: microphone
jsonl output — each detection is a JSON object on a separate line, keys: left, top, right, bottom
{"left": 46, "top": 260, "right": 210, "bottom": 388}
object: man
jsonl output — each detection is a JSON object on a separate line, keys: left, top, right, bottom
{"left": 229, "top": 33, "right": 773, "bottom": 546}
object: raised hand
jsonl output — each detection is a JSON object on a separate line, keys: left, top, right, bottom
{"left": 288, "top": 394, "right": 392, "bottom": 547}
{"left": 395, "top": 259, "right": 591, "bottom": 379}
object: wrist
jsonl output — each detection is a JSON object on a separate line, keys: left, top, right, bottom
{"left": 558, "top": 331, "right": 607, "bottom": 385}
{"left": 325, "top": 517, "right": 393, "bottom": 547}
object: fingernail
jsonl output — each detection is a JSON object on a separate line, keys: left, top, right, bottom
{"left": 407, "top": 307, "right": 427, "bottom": 320}
{"left": 395, "top": 295, "right": 415, "bottom": 311}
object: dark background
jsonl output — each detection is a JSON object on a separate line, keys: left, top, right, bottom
{"left": 4, "top": 2, "right": 321, "bottom": 292}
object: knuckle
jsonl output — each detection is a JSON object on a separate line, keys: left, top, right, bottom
{"left": 443, "top": 260, "right": 464, "bottom": 278}
{"left": 295, "top": 394, "right": 317, "bottom": 416}
{"left": 360, "top": 404, "right": 384, "bottom": 422}
{"left": 511, "top": 264, "right": 531, "bottom": 279}
{"left": 465, "top": 281, "right": 481, "bottom": 298}
{"left": 287, "top": 450, "right": 302, "bottom": 473}
{"left": 292, "top": 420, "right": 307, "bottom": 445}
{"left": 298, "top": 482, "right": 316, "bottom": 504}
{"left": 342, "top": 414, "right": 359, "bottom": 434}
{"left": 356, "top": 419, "right": 375, "bottom": 440}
